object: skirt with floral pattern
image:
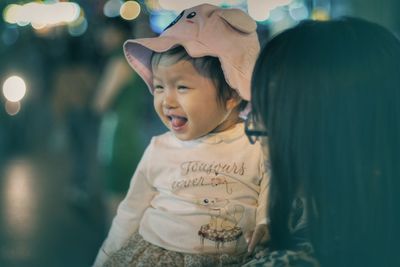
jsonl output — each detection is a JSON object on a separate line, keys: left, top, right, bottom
{"left": 103, "top": 232, "right": 246, "bottom": 267}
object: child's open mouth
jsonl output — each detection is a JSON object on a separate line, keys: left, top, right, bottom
{"left": 168, "top": 115, "right": 188, "bottom": 131}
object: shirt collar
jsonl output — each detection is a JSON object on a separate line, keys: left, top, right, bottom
{"left": 178, "top": 122, "right": 245, "bottom": 145}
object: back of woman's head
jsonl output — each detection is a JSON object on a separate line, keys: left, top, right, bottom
{"left": 252, "top": 17, "right": 400, "bottom": 267}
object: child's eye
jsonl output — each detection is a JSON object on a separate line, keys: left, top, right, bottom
{"left": 177, "top": 85, "right": 189, "bottom": 91}
{"left": 154, "top": 85, "right": 164, "bottom": 93}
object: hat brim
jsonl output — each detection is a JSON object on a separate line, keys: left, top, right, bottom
{"left": 124, "top": 36, "right": 216, "bottom": 94}
{"left": 124, "top": 36, "right": 251, "bottom": 100}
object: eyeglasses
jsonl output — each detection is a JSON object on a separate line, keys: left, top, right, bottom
{"left": 244, "top": 113, "right": 268, "bottom": 144}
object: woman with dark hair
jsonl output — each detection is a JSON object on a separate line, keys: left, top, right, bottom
{"left": 243, "top": 18, "right": 400, "bottom": 267}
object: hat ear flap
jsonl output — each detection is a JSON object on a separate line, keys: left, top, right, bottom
{"left": 218, "top": 8, "right": 257, "bottom": 34}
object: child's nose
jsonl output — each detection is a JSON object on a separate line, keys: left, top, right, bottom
{"left": 162, "top": 89, "right": 178, "bottom": 109}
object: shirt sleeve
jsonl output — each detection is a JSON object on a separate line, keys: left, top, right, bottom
{"left": 93, "top": 139, "right": 156, "bottom": 267}
{"left": 256, "top": 146, "right": 270, "bottom": 225}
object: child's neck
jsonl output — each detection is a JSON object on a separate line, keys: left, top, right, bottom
{"left": 210, "top": 111, "right": 243, "bottom": 134}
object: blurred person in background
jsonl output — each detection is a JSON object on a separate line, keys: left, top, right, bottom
{"left": 93, "top": 17, "right": 156, "bottom": 223}
{"left": 243, "top": 17, "right": 400, "bottom": 267}
{"left": 52, "top": 60, "right": 99, "bottom": 206}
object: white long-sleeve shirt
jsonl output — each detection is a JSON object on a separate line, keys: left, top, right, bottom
{"left": 94, "top": 123, "right": 269, "bottom": 266}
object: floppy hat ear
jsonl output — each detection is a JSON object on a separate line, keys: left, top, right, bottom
{"left": 218, "top": 8, "right": 257, "bottom": 33}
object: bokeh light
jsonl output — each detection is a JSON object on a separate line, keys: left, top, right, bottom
{"left": 289, "top": 2, "right": 309, "bottom": 21}
{"left": 158, "top": 0, "right": 225, "bottom": 12}
{"left": 248, "top": 0, "right": 294, "bottom": 22}
{"left": 312, "top": 8, "right": 330, "bottom": 21}
{"left": 224, "top": 0, "right": 245, "bottom": 5}
{"left": 150, "top": 12, "right": 177, "bottom": 33}
{"left": 3, "top": 160, "right": 37, "bottom": 237}
{"left": 120, "top": 1, "right": 141, "bottom": 21}
{"left": 5, "top": 101, "right": 21, "bottom": 116}
{"left": 68, "top": 16, "right": 88, "bottom": 36}
{"left": 104, "top": 0, "right": 123, "bottom": 18}
{"left": 2, "top": 75, "right": 27, "bottom": 102}
{"left": 145, "top": 0, "right": 162, "bottom": 12}
{"left": 247, "top": 0, "right": 271, "bottom": 21}
{"left": 269, "top": 7, "right": 285, "bottom": 22}
{"left": 3, "top": 4, "right": 20, "bottom": 24}
{"left": 3, "top": 2, "right": 81, "bottom": 29}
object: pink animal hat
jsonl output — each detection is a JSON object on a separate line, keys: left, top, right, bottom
{"left": 123, "top": 3, "right": 260, "bottom": 101}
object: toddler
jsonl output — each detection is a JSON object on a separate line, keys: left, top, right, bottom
{"left": 93, "top": 4, "right": 269, "bottom": 267}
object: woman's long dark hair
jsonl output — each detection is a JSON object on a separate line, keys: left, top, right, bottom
{"left": 252, "top": 18, "right": 400, "bottom": 267}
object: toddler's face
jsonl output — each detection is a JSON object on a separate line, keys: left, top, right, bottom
{"left": 152, "top": 58, "right": 237, "bottom": 141}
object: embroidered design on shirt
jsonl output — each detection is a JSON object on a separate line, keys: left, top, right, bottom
{"left": 197, "top": 198, "right": 244, "bottom": 251}
{"left": 180, "top": 161, "right": 246, "bottom": 176}
{"left": 171, "top": 175, "right": 234, "bottom": 194}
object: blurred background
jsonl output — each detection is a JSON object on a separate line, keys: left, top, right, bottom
{"left": 0, "top": 1, "right": 399, "bottom": 267}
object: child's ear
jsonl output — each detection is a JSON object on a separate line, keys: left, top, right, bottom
{"left": 225, "top": 93, "right": 242, "bottom": 111}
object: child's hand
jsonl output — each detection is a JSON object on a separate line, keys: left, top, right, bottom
{"left": 245, "top": 223, "right": 270, "bottom": 254}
